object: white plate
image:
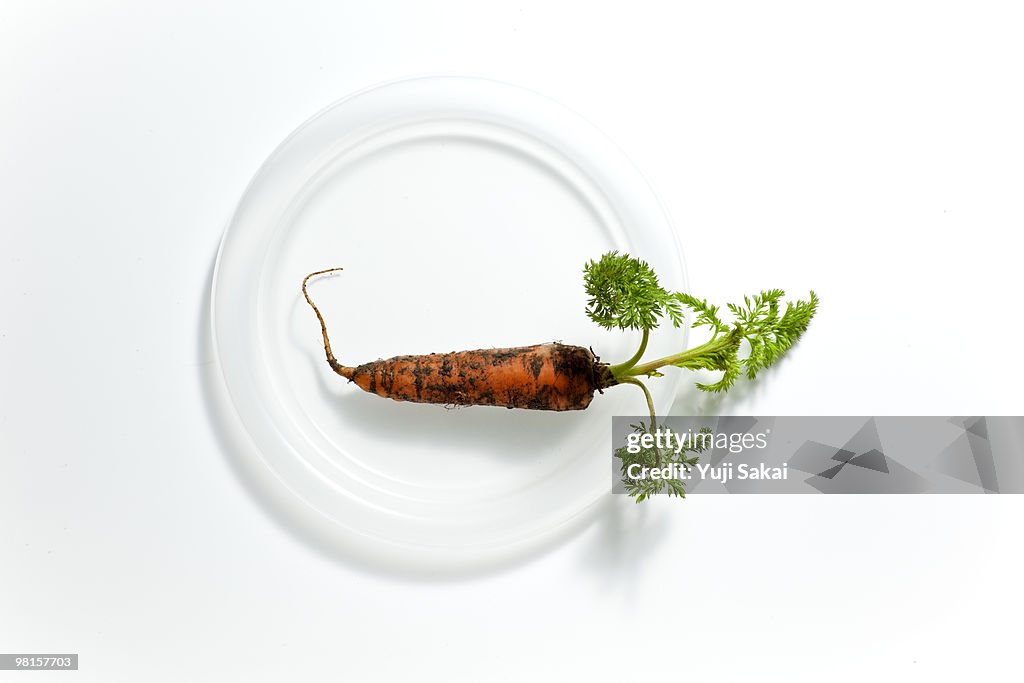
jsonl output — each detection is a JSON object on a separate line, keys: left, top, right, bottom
{"left": 211, "top": 76, "right": 686, "bottom": 567}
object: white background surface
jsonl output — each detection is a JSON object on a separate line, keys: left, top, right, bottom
{"left": 2, "top": 2, "right": 1023, "bottom": 681}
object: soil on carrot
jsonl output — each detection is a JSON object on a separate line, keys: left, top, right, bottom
{"left": 349, "top": 343, "right": 615, "bottom": 411}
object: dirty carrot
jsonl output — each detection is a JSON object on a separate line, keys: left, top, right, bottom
{"left": 302, "top": 269, "right": 613, "bottom": 411}
{"left": 302, "top": 253, "right": 818, "bottom": 418}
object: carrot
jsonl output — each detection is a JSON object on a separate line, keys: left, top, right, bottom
{"left": 302, "top": 255, "right": 818, "bottom": 504}
{"left": 302, "top": 255, "right": 817, "bottom": 418}
{"left": 302, "top": 269, "right": 614, "bottom": 411}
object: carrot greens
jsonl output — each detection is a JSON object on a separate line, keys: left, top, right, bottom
{"left": 584, "top": 251, "right": 818, "bottom": 411}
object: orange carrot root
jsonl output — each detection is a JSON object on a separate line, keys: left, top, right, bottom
{"left": 350, "top": 343, "right": 610, "bottom": 411}
{"left": 302, "top": 270, "right": 614, "bottom": 411}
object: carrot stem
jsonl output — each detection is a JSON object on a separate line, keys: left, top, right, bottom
{"left": 621, "top": 333, "right": 740, "bottom": 378}
{"left": 617, "top": 377, "right": 657, "bottom": 449}
{"left": 608, "top": 328, "right": 649, "bottom": 376}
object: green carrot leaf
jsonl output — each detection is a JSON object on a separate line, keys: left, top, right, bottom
{"left": 583, "top": 251, "right": 683, "bottom": 331}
